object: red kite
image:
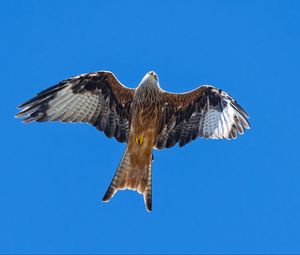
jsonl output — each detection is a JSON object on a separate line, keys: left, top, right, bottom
{"left": 16, "top": 71, "right": 250, "bottom": 212}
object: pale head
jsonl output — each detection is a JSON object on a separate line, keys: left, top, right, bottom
{"left": 139, "top": 71, "right": 160, "bottom": 88}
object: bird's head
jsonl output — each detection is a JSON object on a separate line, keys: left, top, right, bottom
{"left": 139, "top": 71, "right": 160, "bottom": 88}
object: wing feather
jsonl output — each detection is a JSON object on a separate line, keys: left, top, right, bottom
{"left": 155, "top": 86, "right": 250, "bottom": 149}
{"left": 16, "top": 71, "right": 135, "bottom": 143}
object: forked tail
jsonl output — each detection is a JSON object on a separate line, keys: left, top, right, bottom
{"left": 102, "top": 146, "right": 152, "bottom": 212}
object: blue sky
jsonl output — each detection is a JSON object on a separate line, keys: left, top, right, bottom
{"left": 1, "top": 0, "right": 300, "bottom": 253}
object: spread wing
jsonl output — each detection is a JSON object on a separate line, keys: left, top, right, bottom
{"left": 16, "top": 71, "right": 135, "bottom": 143}
{"left": 155, "top": 86, "right": 250, "bottom": 149}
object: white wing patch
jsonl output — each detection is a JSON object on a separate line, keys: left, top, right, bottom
{"left": 46, "top": 86, "right": 102, "bottom": 122}
{"left": 202, "top": 98, "right": 249, "bottom": 139}
{"left": 203, "top": 109, "right": 221, "bottom": 138}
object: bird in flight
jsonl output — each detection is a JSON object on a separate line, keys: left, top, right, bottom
{"left": 16, "top": 71, "right": 250, "bottom": 212}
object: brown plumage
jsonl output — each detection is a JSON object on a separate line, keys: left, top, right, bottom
{"left": 16, "top": 70, "right": 250, "bottom": 212}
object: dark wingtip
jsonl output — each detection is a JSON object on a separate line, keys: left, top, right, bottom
{"left": 15, "top": 109, "right": 30, "bottom": 121}
{"left": 17, "top": 97, "right": 38, "bottom": 109}
{"left": 15, "top": 109, "right": 28, "bottom": 118}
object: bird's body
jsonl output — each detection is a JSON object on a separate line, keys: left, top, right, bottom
{"left": 103, "top": 72, "right": 163, "bottom": 210}
{"left": 16, "top": 70, "right": 250, "bottom": 212}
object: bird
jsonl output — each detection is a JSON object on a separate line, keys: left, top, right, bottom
{"left": 16, "top": 70, "right": 250, "bottom": 212}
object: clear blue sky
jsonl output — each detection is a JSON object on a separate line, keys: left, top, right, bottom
{"left": 1, "top": 0, "right": 300, "bottom": 254}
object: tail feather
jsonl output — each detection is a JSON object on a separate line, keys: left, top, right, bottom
{"left": 102, "top": 146, "right": 153, "bottom": 212}
{"left": 102, "top": 147, "right": 131, "bottom": 202}
{"left": 143, "top": 159, "right": 152, "bottom": 212}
